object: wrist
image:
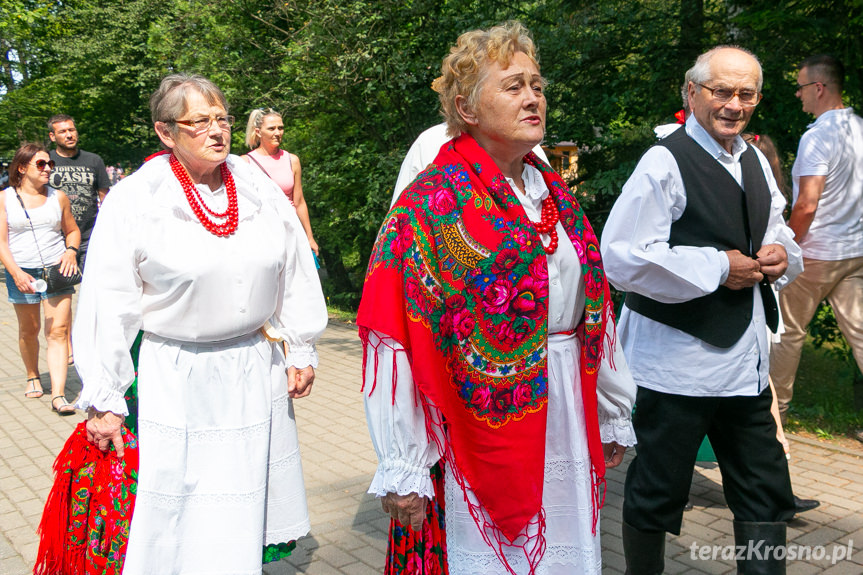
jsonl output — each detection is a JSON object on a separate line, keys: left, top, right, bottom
{"left": 65, "top": 245, "right": 79, "bottom": 253}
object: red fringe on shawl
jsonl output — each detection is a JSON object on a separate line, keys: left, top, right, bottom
{"left": 34, "top": 422, "right": 138, "bottom": 575}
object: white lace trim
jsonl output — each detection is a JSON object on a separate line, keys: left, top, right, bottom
{"left": 137, "top": 485, "right": 266, "bottom": 509}
{"left": 285, "top": 344, "right": 318, "bottom": 368}
{"left": 272, "top": 392, "right": 290, "bottom": 411}
{"left": 599, "top": 417, "right": 636, "bottom": 447}
{"left": 138, "top": 418, "right": 270, "bottom": 443}
{"left": 368, "top": 459, "right": 434, "bottom": 498}
{"left": 264, "top": 519, "right": 311, "bottom": 545}
{"left": 268, "top": 449, "right": 302, "bottom": 474}
{"left": 447, "top": 544, "right": 601, "bottom": 575}
{"left": 544, "top": 458, "right": 590, "bottom": 482}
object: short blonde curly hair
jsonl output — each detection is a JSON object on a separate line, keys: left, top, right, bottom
{"left": 438, "top": 21, "right": 540, "bottom": 138}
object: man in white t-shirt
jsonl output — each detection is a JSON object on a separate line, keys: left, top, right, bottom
{"left": 391, "top": 122, "right": 550, "bottom": 206}
{"left": 769, "top": 55, "right": 863, "bottom": 436}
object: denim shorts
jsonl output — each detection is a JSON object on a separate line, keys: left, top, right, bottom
{"left": 5, "top": 266, "right": 75, "bottom": 304}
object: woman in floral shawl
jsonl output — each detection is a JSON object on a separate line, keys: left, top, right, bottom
{"left": 358, "top": 21, "right": 637, "bottom": 575}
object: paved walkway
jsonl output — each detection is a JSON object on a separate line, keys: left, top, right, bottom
{"left": 1, "top": 289, "right": 862, "bottom": 573}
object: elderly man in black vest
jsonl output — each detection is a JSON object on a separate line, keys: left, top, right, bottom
{"left": 601, "top": 46, "right": 803, "bottom": 575}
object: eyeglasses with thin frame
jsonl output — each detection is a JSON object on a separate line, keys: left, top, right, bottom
{"left": 31, "top": 159, "right": 56, "bottom": 171}
{"left": 172, "top": 115, "right": 235, "bottom": 134}
{"left": 795, "top": 81, "right": 824, "bottom": 91}
{"left": 695, "top": 83, "right": 762, "bottom": 107}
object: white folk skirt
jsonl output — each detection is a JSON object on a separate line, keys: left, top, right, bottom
{"left": 444, "top": 332, "right": 602, "bottom": 575}
{"left": 122, "top": 331, "right": 309, "bottom": 575}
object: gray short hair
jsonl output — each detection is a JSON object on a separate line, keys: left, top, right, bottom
{"left": 245, "top": 108, "right": 281, "bottom": 149}
{"left": 149, "top": 73, "right": 228, "bottom": 135}
{"left": 687, "top": 45, "right": 763, "bottom": 93}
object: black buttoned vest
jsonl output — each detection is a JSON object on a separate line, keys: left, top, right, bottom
{"left": 624, "top": 128, "right": 777, "bottom": 348}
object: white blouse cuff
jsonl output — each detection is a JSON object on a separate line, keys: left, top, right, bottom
{"left": 75, "top": 383, "right": 130, "bottom": 417}
{"left": 286, "top": 344, "right": 318, "bottom": 369}
{"left": 368, "top": 458, "right": 435, "bottom": 499}
{"left": 600, "top": 417, "right": 637, "bottom": 447}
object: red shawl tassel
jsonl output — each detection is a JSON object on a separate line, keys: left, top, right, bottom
{"left": 34, "top": 424, "right": 90, "bottom": 575}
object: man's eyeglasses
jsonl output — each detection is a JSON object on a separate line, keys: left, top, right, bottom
{"left": 695, "top": 83, "right": 762, "bottom": 107}
{"left": 31, "top": 159, "right": 56, "bottom": 171}
{"left": 796, "top": 81, "right": 824, "bottom": 90}
{"left": 172, "top": 115, "right": 235, "bottom": 134}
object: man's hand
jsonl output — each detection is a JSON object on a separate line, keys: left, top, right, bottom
{"left": 287, "top": 365, "right": 315, "bottom": 399}
{"left": 756, "top": 244, "right": 788, "bottom": 283}
{"left": 381, "top": 492, "right": 428, "bottom": 531}
{"left": 603, "top": 441, "right": 627, "bottom": 468}
{"left": 86, "top": 409, "right": 126, "bottom": 457}
{"left": 723, "top": 249, "right": 763, "bottom": 289}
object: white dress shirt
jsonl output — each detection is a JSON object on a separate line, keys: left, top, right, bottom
{"left": 600, "top": 116, "right": 802, "bottom": 397}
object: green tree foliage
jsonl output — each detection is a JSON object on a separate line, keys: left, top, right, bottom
{"left": 1, "top": 0, "right": 860, "bottom": 321}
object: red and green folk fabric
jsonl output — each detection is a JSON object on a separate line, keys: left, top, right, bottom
{"left": 358, "top": 133, "right": 613, "bottom": 554}
{"left": 34, "top": 422, "right": 139, "bottom": 575}
{"left": 385, "top": 464, "right": 448, "bottom": 575}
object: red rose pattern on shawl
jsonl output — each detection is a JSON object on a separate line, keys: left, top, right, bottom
{"left": 360, "top": 134, "right": 612, "bottom": 573}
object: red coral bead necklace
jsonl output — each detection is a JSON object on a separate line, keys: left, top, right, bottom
{"left": 170, "top": 153, "right": 239, "bottom": 237}
{"left": 533, "top": 195, "right": 559, "bottom": 254}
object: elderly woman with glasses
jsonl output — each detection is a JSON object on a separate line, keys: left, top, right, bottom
{"left": 0, "top": 143, "right": 80, "bottom": 414}
{"left": 358, "top": 22, "right": 636, "bottom": 575}
{"left": 71, "top": 73, "right": 327, "bottom": 573}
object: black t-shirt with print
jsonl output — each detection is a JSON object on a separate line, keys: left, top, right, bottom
{"left": 48, "top": 149, "right": 110, "bottom": 239}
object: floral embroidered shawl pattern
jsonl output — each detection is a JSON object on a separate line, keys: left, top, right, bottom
{"left": 358, "top": 134, "right": 613, "bottom": 570}
{"left": 34, "top": 421, "right": 139, "bottom": 575}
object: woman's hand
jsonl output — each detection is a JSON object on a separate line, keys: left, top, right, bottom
{"left": 86, "top": 409, "right": 126, "bottom": 457}
{"left": 12, "top": 268, "right": 36, "bottom": 294}
{"left": 57, "top": 249, "right": 79, "bottom": 277}
{"left": 381, "top": 492, "right": 428, "bottom": 531}
{"left": 603, "top": 441, "right": 627, "bottom": 468}
{"left": 287, "top": 365, "right": 315, "bottom": 399}
{"left": 308, "top": 236, "right": 319, "bottom": 257}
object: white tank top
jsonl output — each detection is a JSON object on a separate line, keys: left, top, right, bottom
{"left": 5, "top": 187, "right": 67, "bottom": 268}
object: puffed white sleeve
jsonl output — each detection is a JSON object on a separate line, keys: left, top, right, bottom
{"left": 363, "top": 330, "right": 443, "bottom": 499}
{"left": 269, "top": 192, "right": 328, "bottom": 368}
{"left": 600, "top": 146, "right": 730, "bottom": 303}
{"left": 73, "top": 189, "right": 143, "bottom": 416}
{"left": 596, "top": 325, "right": 637, "bottom": 447}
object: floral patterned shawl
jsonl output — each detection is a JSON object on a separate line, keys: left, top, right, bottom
{"left": 358, "top": 133, "right": 612, "bottom": 571}
{"left": 34, "top": 421, "right": 138, "bottom": 575}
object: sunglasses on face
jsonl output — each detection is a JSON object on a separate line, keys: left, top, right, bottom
{"left": 32, "top": 159, "right": 56, "bottom": 171}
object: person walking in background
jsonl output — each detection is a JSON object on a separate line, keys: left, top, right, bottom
{"left": 70, "top": 74, "right": 327, "bottom": 573}
{"left": 359, "top": 22, "right": 636, "bottom": 574}
{"left": 47, "top": 113, "right": 111, "bottom": 367}
{"left": 243, "top": 108, "right": 319, "bottom": 256}
{"left": 47, "top": 114, "right": 111, "bottom": 269}
{"left": 0, "top": 143, "right": 80, "bottom": 415}
{"left": 602, "top": 46, "right": 802, "bottom": 574}
{"left": 769, "top": 55, "right": 863, "bottom": 442}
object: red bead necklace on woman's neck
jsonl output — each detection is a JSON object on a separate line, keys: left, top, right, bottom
{"left": 533, "top": 195, "right": 559, "bottom": 254}
{"left": 169, "top": 153, "right": 239, "bottom": 237}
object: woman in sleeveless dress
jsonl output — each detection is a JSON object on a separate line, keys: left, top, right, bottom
{"left": 243, "top": 108, "right": 319, "bottom": 256}
{"left": 0, "top": 142, "right": 80, "bottom": 414}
